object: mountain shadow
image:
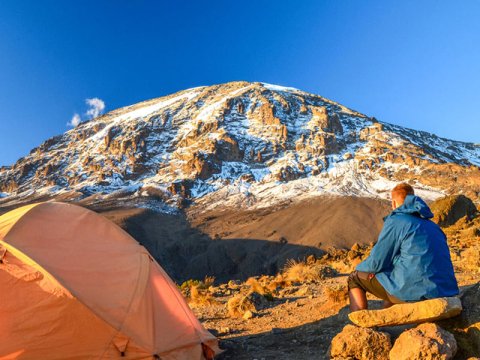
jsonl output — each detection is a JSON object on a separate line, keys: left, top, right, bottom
{"left": 100, "top": 206, "right": 324, "bottom": 283}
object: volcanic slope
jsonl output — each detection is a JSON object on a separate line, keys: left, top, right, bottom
{"left": 1, "top": 81, "right": 479, "bottom": 208}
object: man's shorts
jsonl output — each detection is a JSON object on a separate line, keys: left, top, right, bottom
{"left": 348, "top": 270, "right": 404, "bottom": 304}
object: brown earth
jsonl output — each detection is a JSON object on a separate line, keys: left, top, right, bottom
{"left": 187, "top": 196, "right": 390, "bottom": 250}
{"left": 188, "top": 256, "right": 478, "bottom": 360}
{"left": 186, "top": 268, "right": 478, "bottom": 359}
{"left": 96, "top": 195, "right": 390, "bottom": 282}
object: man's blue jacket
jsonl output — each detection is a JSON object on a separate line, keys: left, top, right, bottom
{"left": 356, "top": 195, "right": 459, "bottom": 301}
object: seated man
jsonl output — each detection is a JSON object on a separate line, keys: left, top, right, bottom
{"left": 348, "top": 183, "right": 459, "bottom": 311}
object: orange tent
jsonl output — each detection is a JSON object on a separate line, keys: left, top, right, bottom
{"left": 0, "top": 202, "right": 220, "bottom": 359}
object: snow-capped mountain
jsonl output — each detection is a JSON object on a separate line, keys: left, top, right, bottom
{"left": 1, "top": 81, "right": 479, "bottom": 210}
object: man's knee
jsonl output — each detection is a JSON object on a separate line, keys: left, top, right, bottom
{"left": 347, "top": 270, "right": 362, "bottom": 291}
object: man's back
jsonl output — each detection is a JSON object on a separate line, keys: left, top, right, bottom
{"left": 356, "top": 195, "right": 459, "bottom": 301}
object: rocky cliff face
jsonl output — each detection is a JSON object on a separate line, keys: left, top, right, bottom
{"left": 1, "top": 81, "right": 479, "bottom": 210}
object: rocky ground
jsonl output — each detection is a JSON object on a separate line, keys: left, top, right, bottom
{"left": 183, "top": 198, "right": 480, "bottom": 359}
{"left": 188, "top": 266, "right": 356, "bottom": 359}
{"left": 190, "top": 265, "right": 478, "bottom": 359}
{"left": 192, "top": 269, "right": 478, "bottom": 359}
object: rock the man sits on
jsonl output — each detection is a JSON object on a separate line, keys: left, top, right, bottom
{"left": 348, "top": 183, "right": 459, "bottom": 311}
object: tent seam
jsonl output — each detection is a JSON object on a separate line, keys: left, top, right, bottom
{"left": 153, "top": 262, "right": 211, "bottom": 349}
{"left": 99, "top": 251, "right": 151, "bottom": 359}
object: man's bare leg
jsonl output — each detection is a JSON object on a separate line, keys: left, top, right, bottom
{"left": 349, "top": 287, "right": 368, "bottom": 311}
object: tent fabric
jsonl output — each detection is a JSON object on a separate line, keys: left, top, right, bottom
{"left": 0, "top": 202, "right": 219, "bottom": 359}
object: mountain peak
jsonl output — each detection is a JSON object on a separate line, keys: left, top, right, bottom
{"left": 1, "top": 81, "right": 479, "bottom": 210}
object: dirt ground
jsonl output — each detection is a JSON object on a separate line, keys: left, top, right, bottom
{"left": 198, "top": 276, "right": 351, "bottom": 360}
{"left": 188, "top": 196, "right": 390, "bottom": 250}
{"left": 191, "top": 271, "right": 479, "bottom": 360}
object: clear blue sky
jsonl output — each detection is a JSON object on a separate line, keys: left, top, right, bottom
{"left": 1, "top": 1, "right": 479, "bottom": 166}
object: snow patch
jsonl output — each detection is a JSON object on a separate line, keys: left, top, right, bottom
{"left": 261, "top": 82, "right": 301, "bottom": 93}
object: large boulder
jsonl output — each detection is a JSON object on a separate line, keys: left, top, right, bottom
{"left": 389, "top": 323, "right": 457, "bottom": 360}
{"left": 330, "top": 324, "right": 391, "bottom": 360}
{"left": 348, "top": 297, "right": 462, "bottom": 328}
{"left": 430, "top": 195, "right": 477, "bottom": 227}
{"left": 441, "top": 283, "right": 480, "bottom": 358}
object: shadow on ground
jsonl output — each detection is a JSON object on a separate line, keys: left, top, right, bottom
{"left": 217, "top": 305, "right": 351, "bottom": 360}
{"left": 104, "top": 207, "right": 324, "bottom": 283}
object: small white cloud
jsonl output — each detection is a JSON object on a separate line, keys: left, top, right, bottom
{"left": 67, "top": 113, "right": 81, "bottom": 127}
{"left": 85, "top": 98, "right": 105, "bottom": 119}
{"left": 67, "top": 97, "right": 106, "bottom": 128}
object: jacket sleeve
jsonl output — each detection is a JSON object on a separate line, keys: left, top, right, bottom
{"left": 356, "top": 217, "right": 402, "bottom": 274}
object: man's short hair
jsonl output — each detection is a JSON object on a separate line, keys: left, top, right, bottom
{"left": 391, "top": 183, "right": 415, "bottom": 202}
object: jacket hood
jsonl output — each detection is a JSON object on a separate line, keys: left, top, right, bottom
{"left": 392, "top": 195, "right": 434, "bottom": 219}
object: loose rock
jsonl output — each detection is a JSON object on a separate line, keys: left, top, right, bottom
{"left": 348, "top": 297, "right": 462, "bottom": 328}
{"left": 430, "top": 195, "right": 477, "bottom": 227}
{"left": 330, "top": 324, "right": 392, "bottom": 360}
{"left": 226, "top": 291, "right": 270, "bottom": 318}
{"left": 243, "top": 310, "right": 254, "bottom": 320}
{"left": 441, "top": 282, "right": 480, "bottom": 358}
{"left": 389, "top": 323, "right": 457, "bottom": 360}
